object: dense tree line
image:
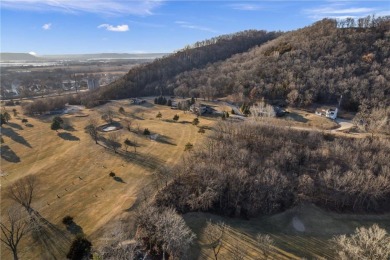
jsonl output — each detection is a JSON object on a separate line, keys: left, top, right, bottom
{"left": 95, "top": 30, "right": 281, "bottom": 99}
{"left": 155, "top": 121, "right": 390, "bottom": 218}
{"left": 21, "top": 95, "right": 82, "bottom": 115}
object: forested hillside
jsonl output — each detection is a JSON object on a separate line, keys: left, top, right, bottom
{"left": 168, "top": 17, "right": 390, "bottom": 111}
{"left": 95, "top": 16, "right": 389, "bottom": 114}
{"left": 93, "top": 30, "right": 281, "bottom": 101}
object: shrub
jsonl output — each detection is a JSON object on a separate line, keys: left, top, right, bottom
{"left": 198, "top": 127, "right": 206, "bottom": 134}
{"left": 184, "top": 142, "right": 193, "bottom": 151}
{"left": 51, "top": 116, "right": 64, "bottom": 131}
{"left": 118, "top": 107, "right": 125, "bottom": 114}
{"left": 67, "top": 235, "right": 92, "bottom": 260}
{"left": 156, "top": 112, "right": 162, "bottom": 118}
{"left": 143, "top": 128, "right": 150, "bottom": 135}
{"left": 5, "top": 100, "right": 15, "bottom": 106}
{"left": 22, "top": 118, "right": 28, "bottom": 124}
{"left": 62, "top": 215, "right": 74, "bottom": 226}
{"left": 173, "top": 114, "right": 179, "bottom": 122}
{"left": 109, "top": 172, "right": 116, "bottom": 177}
{"left": 192, "top": 118, "right": 199, "bottom": 126}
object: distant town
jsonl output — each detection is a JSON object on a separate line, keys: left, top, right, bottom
{"left": 0, "top": 52, "right": 167, "bottom": 99}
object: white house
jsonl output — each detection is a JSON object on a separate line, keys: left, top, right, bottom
{"left": 315, "top": 107, "right": 338, "bottom": 120}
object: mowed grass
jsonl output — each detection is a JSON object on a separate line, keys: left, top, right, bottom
{"left": 184, "top": 203, "right": 390, "bottom": 259}
{"left": 0, "top": 99, "right": 215, "bottom": 259}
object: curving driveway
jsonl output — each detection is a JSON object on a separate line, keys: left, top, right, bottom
{"left": 332, "top": 118, "right": 354, "bottom": 132}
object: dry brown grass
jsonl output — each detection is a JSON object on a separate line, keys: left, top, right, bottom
{"left": 184, "top": 204, "right": 390, "bottom": 259}
{"left": 1, "top": 100, "right": 214, "bottom": 259}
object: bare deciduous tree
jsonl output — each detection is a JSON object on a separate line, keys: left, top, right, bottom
{"left": 249, "top": 100, "right": 276, "bottom": 119}
{"left": 204, "top": 221, "right": 225, "bottom": 260}
{"left": 0, "top": 207, "right": 29, "bottom": 260}
{"left": 102, "top": 109, "right": 114, "bottom": 124}
{"left": 230, "top": 241, "right": 247, "bottom": 260}
{"left": 123, "top": 118, "right": 133, "bottom": 132}
{"left": 98, "top": 222, "right": 140, "bottom": 260}
{"left": 85, "top": 117, "right": 99, "bottom": 144}
{"left": 256, "top": 234, "right": 274, "bottom": 259}
{"left": 332, "top": 224, "right": 390, "bottom": 260}
{"left": 156, "top": 207, "right": 196, "bottom": 259}
{"left": 6, "top": 175, "right": 37, "bottom": 215}
{"left": 107, "top": 132, "right": 122, "bottom": 153}
{"left": 135, "top": 206, "right": 195, "bottom": 260}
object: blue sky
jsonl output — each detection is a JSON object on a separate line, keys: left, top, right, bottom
{"left": 1, "top": 0, "right": 389, "bottom": 55}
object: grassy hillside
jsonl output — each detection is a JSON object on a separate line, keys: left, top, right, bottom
{"left": 185, "top": 204, "right": 390, "bottom": 259}
{"left": 0, "top": 100, "right": 214, "bottom": 259}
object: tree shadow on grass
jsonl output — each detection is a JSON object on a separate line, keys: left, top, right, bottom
{"left": 58, "top": 132, "right": 80, "bottom": 141}
{"left": 31, "top": 211, "right": 71, "bottom": 260}
{"left": 7, "top": 122, "right": 24, "bottom": 130}
{"left": 286, "top": 112, "right": 308, "bottom": 123}
{"left": 179, "top": 120, "right": 192, "bottom": 124}
{"left": 113, "top": 176, "right": 126, "bottom": 183}
{"left": 26, "top": 123, "right": 34, "bottom": 127}
{"left": 1, "top": 127, "right": 32, "bottom": 148}
{"left": 121, "top": 151, "right": 164, "bottom": 170}
{"left": 154, "top": 134, "right": 176, "bottom": 146}
{"left": 0, "top": 145, "right": 21, "bottom": 163}
{"left": 66, "top": 222, "right": 84, "bottom": 236}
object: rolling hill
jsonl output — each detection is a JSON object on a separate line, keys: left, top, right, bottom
{"left": 95, "top": 16, "right": 389, "bottom": 116}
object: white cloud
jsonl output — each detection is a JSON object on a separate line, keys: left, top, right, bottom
{"left": 98, "top": 24, "right": 129, "bottom": 32}
{"left": 304, "top": 3, "right": 378, "bottom": 20}
{"left": 42, "top": 23, "right": 51, "bottom": 30}
{"left": 1, "top": 0, "right": 163, "bottom": 16}
{"left": 175, "top": 21, "right": 217, "bottom": 33}
{"left": 29, "top": 51, "right": 37, "bottom": 56}
{"left": 229, "top": 4, "right": 263, "bottom": 11}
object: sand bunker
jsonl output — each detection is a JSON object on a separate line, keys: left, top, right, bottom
{"left": 292, "top": 216, "right": 305, "bottom": 232}
{"left": 103, "top": 126, "right": 117, "bottom": 132}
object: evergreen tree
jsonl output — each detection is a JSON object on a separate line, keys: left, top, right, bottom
{"left": 66, "top": 236, "right": 92, "bottom": 260}
{"left": 192, "top": 118, "right": 199, "bottom": 125}
{"left": 51, "top": 116, "right": 63, "bottom": 131}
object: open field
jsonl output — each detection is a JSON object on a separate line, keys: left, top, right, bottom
{"left": 185, "top": 204, "right": 390, "bottom": 259}
{"left": 0, "top": 99, "right": 215, "bottom": 259}
{"left": 1, "top": 98, "right": 387, "bottom": 259}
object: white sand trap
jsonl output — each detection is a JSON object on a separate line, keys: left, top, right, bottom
{"left": 103, "top": 126, "right": 117, "bottom": 132}
{"left": 292, "top": 216, "right": 305, "bottom": 232}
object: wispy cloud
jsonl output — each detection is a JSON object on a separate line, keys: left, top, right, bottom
{"left": 42, "top": 23, "right": 51, "bottom": 30}
{"left": 1, "top": 0, "right": 163, "bottom": 16}
{"left": 175, "top": 21, "right": 217, "bottom": 33}
{"left": 98, "top": 24, "right": 129, "bottom": 32}
{"left": 229, "top": 4, "right": 263, "bottom": 11}
{"left": 304, "top": 3, "right": 377, "bottom": 20}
